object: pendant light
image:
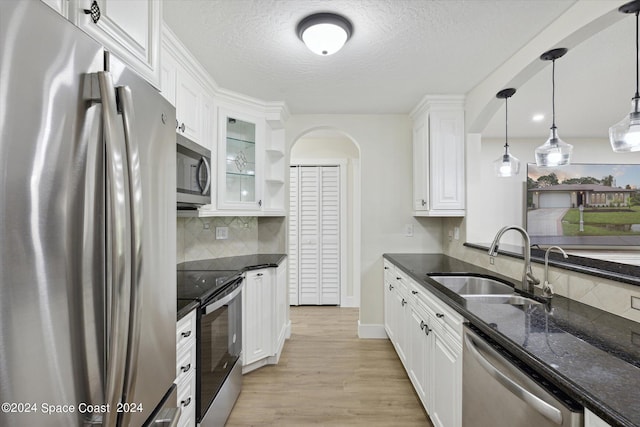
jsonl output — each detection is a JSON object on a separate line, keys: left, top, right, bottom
{"left": 535, "top": 48, "right": 573, "bottom": 167}
{"left": 493, "top": 88, "right": 520, "bottom": 177}
{"left": 297, "top": 13, "right": 353, "bottom": 56}
{"left": 610, "top": 0, "right": 640, "bottom": 152}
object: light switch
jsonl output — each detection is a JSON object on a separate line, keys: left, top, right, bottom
{"left": 216, "top": 226, "right": 229, "bottom": 240}
{"left": 405, "top": 224, "right": 414, "bottom": 237}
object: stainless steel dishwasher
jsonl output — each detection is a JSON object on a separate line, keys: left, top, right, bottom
{"left": 463, "top": 325, "right": 583, "bottom": 427}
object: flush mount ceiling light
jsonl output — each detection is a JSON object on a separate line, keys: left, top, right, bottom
{"left": 494, "top": 88, "right": 520, "bottom": 177}
{"left": 535, "top": 48, "right": 573, "bottom": 167}
{"left": 610, "top": 0, "right": 640, "bottom": 152}
{"left": 297, "top": 12, "right": 353, "bottom": 56}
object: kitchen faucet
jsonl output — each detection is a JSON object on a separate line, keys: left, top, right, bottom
{"left": 542, "top": 245, "right": 568, "bottom": 298}
{"left": 488, "top": 225, "right": 540, "bottom": 294}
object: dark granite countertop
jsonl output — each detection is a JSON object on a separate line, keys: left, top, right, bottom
{"left": 177, "top": 253, "right": 287, "bottom": 272}
{"left": 176, "top": 254, "right": 287, "bottom": 320}
{"left": 177, "top": 299, "right": 199, "bottom": 321}
{"left": 384, "top": 253, "right": 640, "bottom": 427}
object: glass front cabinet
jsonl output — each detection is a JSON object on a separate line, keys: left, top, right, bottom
{"left": 217, "top": 109, "right": 264, "bottom": 210}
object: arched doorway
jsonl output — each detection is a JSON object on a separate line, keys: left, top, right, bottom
{"left": 288, "top": 128, "right": 361, "bottom": 307}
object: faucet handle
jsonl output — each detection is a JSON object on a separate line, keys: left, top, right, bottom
{"left": 526, "top": 270, "right": 540, "bottom": 286}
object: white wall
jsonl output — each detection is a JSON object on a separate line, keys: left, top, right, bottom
{"left": 286, "top": 115, "right": 443, "bottom": 326}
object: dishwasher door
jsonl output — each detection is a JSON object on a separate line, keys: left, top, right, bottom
{"left": 463, "top": 325, "right": 583, "bottom": 427}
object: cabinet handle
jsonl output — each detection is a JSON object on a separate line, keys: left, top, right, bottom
{"left": 421, "top": 199, "right": 427, "bottom": 207}
{"left": 83, "top": 0, "right": 101, "bottom": 23}
{"left": 175, "top": 119, "right": 179, "bottom": 130}
{"left": 411, "top": 290, "right": 418, "bottom": 295}
{"left": 256, "top": 273, "right": 263, "bottom": 277}
{"left": 180, "top": 363, "right": 191, "bottom": 373}
{"left": 384, "top": 266, "right": 389, "bottom": 270}
{"left": 396, "top": 277, "right": 402, "bottom": 281}
{"left": 181, "top": 330, "right": 192, "bottom": 338}
{"left": 388, "top": 284, "right": 394, "bottom": 291}
{"left": 401, "top": 298, "right": 407, "bottom": 307}
{"left": 181, "top": 397, "right": 192, "bottom": 408}
{"left": 420, "top": 320, "right": 431, "bottom": 335}
{"left": 258, "top": 199, "right": 262, "bottom": 207}
{"left": 179, "top": 122, "right": 186, "bottom": 132}
{"left": 436, "top": 313, "right": 445, "bottom": 319}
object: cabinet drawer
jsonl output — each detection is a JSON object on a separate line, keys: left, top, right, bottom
{"left": 176, "top": 371, "right": 196, "bottom": 427}
{"left": 176, "top": 342, "right": 196, "bottom": 384}
{"left": 177, "top": 309, "right": 196, "bottom": 351}
{"left": 412, "top": 283, "right": 463, "bottom": 340}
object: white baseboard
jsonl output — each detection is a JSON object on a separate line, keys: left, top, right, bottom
{"left": 341, "top": 296, "right": 358, "bottom": 308}
{"left": 357, "top": 321, "right": 388, "bottom": 339}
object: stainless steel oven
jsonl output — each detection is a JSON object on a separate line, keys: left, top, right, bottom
{"left": 177, "top": 133, "right": 211, "bottom": 209}
{"left": 198, "top": 275, "right": 243, "bottom": 427}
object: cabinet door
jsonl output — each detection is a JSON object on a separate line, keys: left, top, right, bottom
{"left": 413, "top": 114, "right": 429, "bottom": 211}
{"left": 218, "top": 109, "right": 263, "bottom": 210}
{"left": 429, "top": 109, "right": 464, "bottom": 212}
{"left": 176, "top": 69, "right": 202, "bottom": 143}
{"left": 585, "top": 410, "right": 612, "bottom": 427}
{"left": 159, "top": 48, "right": 178, "bottom": 105}
{"left": 408, "top": 304, "right": 432, "bottom": 411}
{"left": 74, "top": 0, "right": 159, "bottom": 85}
{"left": 392, "top": 279, "right": 409, "bottom": 366}
{"left": 431, "top": 330, "right": 462, "bottom": 427}
{"left": 383, "top": 272, "right": 395, "bottom": 341}
{"left": 243, "top": 269, "right": 273, "bottom": 366}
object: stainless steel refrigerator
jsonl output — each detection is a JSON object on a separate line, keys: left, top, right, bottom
{"left": 0, "top": 1, "right": 178, "bottom": 426}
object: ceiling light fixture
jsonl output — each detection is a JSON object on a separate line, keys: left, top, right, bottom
{"left": 494, "top": 88, "right": 520, "bottom": 177}
{"left": 535, "top": 48, "right": 572, "bottom": 167}
{"left": 610, "top": 0, "right": 640, "bottom": 152}
{"left": 297, "top": 12, "right": 353, "bottom": 56}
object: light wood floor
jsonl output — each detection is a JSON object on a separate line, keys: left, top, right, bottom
{"left": 226, "top": 306, "right": 433, "bottom": 426}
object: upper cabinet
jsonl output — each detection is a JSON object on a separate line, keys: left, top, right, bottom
{"left": 159, "top": 23, "right": 287, "bottom": 217}
{"left": 411, "top": 95, "right": 465, "bottom": 217}
{"left": 39, "top": 0, "right": 160, "bottom": 86}
{"left": 73, "top": 0, "right": 160, "bottom": 86}
{"left": 218, "top": 109, "right": 263, "bottom": 211}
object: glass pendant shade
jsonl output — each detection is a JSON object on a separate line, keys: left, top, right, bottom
{"left": 494, "top": 152, "right": 520, "bottom": 177}
{"left": 610, "top": 2, "right": 640, "bottom": 151}
{"left": 536, "top": 48, "right": 570, "bottom": 167}
{"left": 297, "top": 13, "right": 353, "bottom": 56}
{"left": 535, "top": 127, "right": 573, "bottom": 167}
{"left": 610, "top": 100, "right": 640, "bottom": 153}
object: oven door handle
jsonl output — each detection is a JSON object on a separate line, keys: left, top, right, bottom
{"left": 205, "top": 281, "right": 243, "bottom": 315}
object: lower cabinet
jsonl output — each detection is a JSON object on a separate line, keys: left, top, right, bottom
{"left": 242, "top": 261, "right": 290, "bottom": 373}
{"left": 176, "top": 309, "right": 197, "bottom": 427}
{"left": 585, "top": 409, "right": 613, "bottom": 427}
{"left": 383, "top": 261, "right": 462, "bottom": 427}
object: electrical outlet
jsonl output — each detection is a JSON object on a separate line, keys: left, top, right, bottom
{"left": 215, "top": 226, "right": 229, "bottom": 240}
{"left": 489, "top": 256, "right": 495, "bottom": 265}
{"left": 203, "top": 222, "right": 210, "bottom": 230}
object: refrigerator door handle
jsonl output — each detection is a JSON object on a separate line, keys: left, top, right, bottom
{"left": 464, "top": 329, "right": 563, "bottom": 425}
{"left": 96, "top": 71, "right": 133, "bottom": 427}
{"left": 117, "top": 85, "right": 144, "bottom": 426}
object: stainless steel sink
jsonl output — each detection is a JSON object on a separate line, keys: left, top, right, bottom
{"left": 429, "top": 275, "right": 543, "bottom": 306}
{"left": 430, "top": 275, "right": 514, "bottom": 295}
{"left": 462, "top": 294, "right": 543, "bottom": 305}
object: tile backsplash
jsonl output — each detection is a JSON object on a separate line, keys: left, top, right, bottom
{"left": 177, "top": 216, "right": 286, "bottom": 264}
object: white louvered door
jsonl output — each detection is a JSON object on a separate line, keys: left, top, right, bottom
{"left": 289, "top": 165, "right": 340, "bottom": 305}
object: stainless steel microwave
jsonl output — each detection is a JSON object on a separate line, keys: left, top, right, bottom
{"left": 177, "top": 134, "right": 211, "bottom": 209}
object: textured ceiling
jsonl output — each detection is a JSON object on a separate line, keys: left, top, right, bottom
{"left": 162, "top": 0, "right": 577, "bottom": 115}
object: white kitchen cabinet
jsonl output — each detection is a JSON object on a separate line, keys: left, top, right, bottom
{"left": 411, "top": 95, "right": 465, "bottom": 217}
{"left": 431, "top": 326, "right": 462, "bottom": 427}
{"left": 160, "top": 48, "right": 206, "bottom": 145}
{"left": 73, "top": 0, "right": 160, "bottom": 86}
{"left": 383, "top": 260, "right": 463, "bottom": 427}
{"left": 242, "top": 262, "right": 289, "bottom": 373}
{"left": 217, "top": 108, "right": 264, "bottom": 211}
{"left": 41, "top": 0, "right": 68, "bottom": 16}
{"left": 585, "top": 410, "right": 612, "bottom": 427}
{"left": 176, "top": 309, "right": 197, "bottom": 427}
{"left": 243, "top": 269, "right": 273, "bottom": 366}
